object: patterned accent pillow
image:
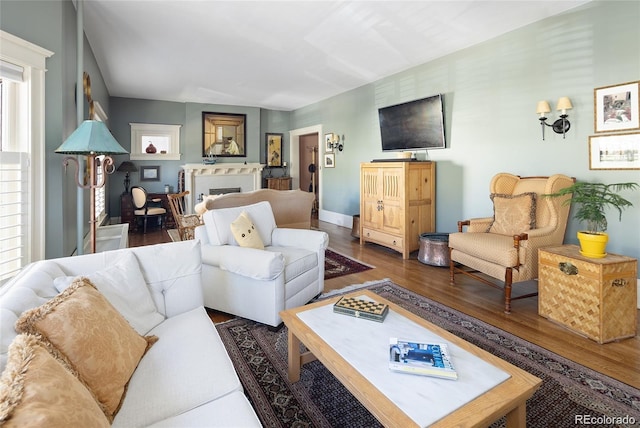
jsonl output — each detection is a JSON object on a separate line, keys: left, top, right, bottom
{"left": 0, "top": 334, "right": 110, "bottom": 427}
{"left": 488, "top": 192, "right": 537, "bottom": 236}
{"left": 14, "top": 277, "right": 158, "bottom": 422}
{"left": 230, "top": 211, "right": 265, "bottom": 250}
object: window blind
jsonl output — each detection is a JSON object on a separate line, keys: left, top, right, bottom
{"left": 0, "top": 151, "right": 28, "bottom": 283}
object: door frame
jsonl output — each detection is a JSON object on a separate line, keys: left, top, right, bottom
{"left": 289, "top": 125, "right": 324, "bottom": 214}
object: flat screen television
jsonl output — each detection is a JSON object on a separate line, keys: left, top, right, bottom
{"left": 378, "top": 94, "right": 445, "bottom": 152}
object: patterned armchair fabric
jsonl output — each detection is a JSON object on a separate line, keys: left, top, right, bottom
{"left": 448, "top": 173, "right": 574, "bottom": 313}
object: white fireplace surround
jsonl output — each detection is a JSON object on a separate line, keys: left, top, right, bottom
{"left": 181, "top": 163, "right": 265, "bottom": 213}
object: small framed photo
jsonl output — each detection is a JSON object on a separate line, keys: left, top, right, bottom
{"left": 140, "top": 165, "right": 161, "bottom": 181}
{"left": 324, "top": 133, "right": 334, "bottom": 152}
{"left": 266, "top": 133, "right": 283, "bottom": 167}
{"left": 589, "top": 132, "right": 640, "bottom": 170}
{"left": 324, "top": 152, "right": 335, "bottom": 168}
{"left": 594, "top": 81, "right": 640, "bottom": 133}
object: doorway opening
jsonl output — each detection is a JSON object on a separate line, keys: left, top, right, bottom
{"left": 289, "top": 125, "right": 323, "bottom": 218}
{"left": 299, "top": 133, "right": 319, "bottom": 215}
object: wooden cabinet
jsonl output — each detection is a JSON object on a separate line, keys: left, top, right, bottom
{"left": 121, "top": 192, "right": 176, "bottom": 231}
{"left": 538, "top": 245, "right": 637, "bottom": 343}
{"left": 266, "top": 177, "right": 292, "bottom": 190}
{"left": 359, "top": 161, "right": 435, "bottom": 259}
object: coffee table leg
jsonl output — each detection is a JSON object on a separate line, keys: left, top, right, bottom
{"left": 505, "top": 403, "right": 526, "bottom": 427}
{"left": 288, "top": 329, "right": 302, "bottom": 382}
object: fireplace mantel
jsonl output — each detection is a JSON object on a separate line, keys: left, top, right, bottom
{"left": 181, "top": 163, "right": 265, "bottom": 213}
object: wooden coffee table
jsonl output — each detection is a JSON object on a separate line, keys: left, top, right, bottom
{"left": 280, "top": 290, "right": 541, "bottom": 427}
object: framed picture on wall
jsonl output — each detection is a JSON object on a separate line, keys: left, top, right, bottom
{"left": 202, "top": 112, "right": 246, "bottom": 157}
{"left": 324, "top": 153, "right": 335, "bottom": 168}
{"left": 266, "top": 133, "right": 283, "bottom": 167}
{"left": 324, "top": 133, "right": 334, "bottom": 152}
{"left": 589, "top": 132, "right": 640, "bottom": 170}
{"left": 140, "top": 165, "right": 161, "bottom": 181}
{"left": 594, "top": 81, "right": 640, "bottom": 133}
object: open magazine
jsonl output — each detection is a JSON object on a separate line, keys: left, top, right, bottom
{"left": 389, "top": 338, "right": 458, "bottom": 380}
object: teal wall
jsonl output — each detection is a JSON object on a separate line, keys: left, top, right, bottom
{"left": 289, "top": 0, "right": 640, "bottom": 262}
{"left": 1, "top": 0, "right": 109, "bottom": 258}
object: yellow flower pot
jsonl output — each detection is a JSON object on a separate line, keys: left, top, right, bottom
{"left": 577, "top": 231, "right": 608, "bottom": 258}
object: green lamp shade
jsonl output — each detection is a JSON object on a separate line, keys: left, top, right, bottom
{"left": 55, "top": 120, "right": 128, "bottom": 155}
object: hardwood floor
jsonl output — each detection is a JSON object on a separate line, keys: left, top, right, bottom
{"left": 129, "top": 220, "right": 640, "bottom": 389}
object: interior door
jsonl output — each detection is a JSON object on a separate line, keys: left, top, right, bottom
{"left": 299, "top": 133, "right": 318, "bottom": 212}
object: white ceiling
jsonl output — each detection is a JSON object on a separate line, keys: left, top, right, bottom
{"left": 80, "top": 1, "right": 590, "bottom": 111}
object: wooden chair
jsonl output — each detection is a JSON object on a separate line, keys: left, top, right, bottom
{"left": 167, "top": 191, "right": 202, "bottom": 240}
{"left": 448, "top": 173, "right": 574, "bottom": 313}
{"left": 131, "top": 186, "right": 166, "bottom": 234}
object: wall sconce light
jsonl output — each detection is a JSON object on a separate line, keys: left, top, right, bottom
{"left": 536, "top": 97, "right": 573, "bottom": 140}
{"left": 328, "top": 133, "right": 344, "bottom": 151}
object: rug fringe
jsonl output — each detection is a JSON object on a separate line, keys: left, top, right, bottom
{"left": 318, "top": 278, "right": 390, "bottom": 299}
{"left": 327, "top": 247, "right": 376, "bottom": 268}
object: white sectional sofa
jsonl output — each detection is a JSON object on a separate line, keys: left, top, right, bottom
{"left": 0, "top": 240, "right": 261, "bottom": 427}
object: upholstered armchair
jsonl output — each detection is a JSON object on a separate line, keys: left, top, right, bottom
{"left": 448, "top": 173, "right": 574, "bottom": 313}
{"left": 194, "top": 201, "right": 328, "bottom": 327}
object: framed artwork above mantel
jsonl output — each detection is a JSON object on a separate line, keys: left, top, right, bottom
{"left": 202, "top": 112, "right": 246, "bottom": 157}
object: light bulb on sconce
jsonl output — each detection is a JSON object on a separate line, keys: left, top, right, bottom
{"left": 536, "top": 97, "right": 572, "bottom": 140}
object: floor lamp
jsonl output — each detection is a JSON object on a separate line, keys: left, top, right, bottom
{"left": 56, "top": 120, "right": 128, "bottom": 254}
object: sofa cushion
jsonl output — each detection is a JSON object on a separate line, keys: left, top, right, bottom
{"left": 0, "top": 334, "right": 110, "bottom": 428}
{"left": 53, "top": 252, "right": 164, "bottom": 335}
{"left": 203, "top": 201, "right": 276, "bottom": 246}
{"left": 112, "top": 307, "right": 243, "bottom": 427}
{"left": 146, "top": 390, "right": 261, "bottom": 427}
{"left": 488, "top": 192, "right": 537, "bottom": 236}
{"left": 14, "top": 277, "right": 157, "bottom": 421}
{"left": 0, "top": 261, "right": 67, "bottom": 371}
{"left": 230, "top": 211, "right": 265, "bottom": 250}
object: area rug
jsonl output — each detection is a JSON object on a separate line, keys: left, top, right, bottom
{"left": 216, "top": 280, "right": 640, "bottom": 428}
{"left": 324, "top": 248, "right": 373, "bottom": 280}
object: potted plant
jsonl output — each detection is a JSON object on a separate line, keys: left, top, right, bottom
{"left": 545, "top": 181, "right": 639, "bottom": 258}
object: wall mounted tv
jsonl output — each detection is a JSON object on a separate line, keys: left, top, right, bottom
{"left": 378, "top": 94, "right": 445, "bottom": 152}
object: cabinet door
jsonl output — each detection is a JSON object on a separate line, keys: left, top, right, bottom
{"left": 361, "top": 166, "right": 382, "bottom": 229}
{"left": 380, "top": 167, "right": 404, "bottom": 235}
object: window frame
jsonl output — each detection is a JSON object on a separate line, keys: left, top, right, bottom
{"left": 0, "top": 30, "right": 53, "bottom": 283}
{"left": 129, "top": 122, "right": 182, "bottom": 160}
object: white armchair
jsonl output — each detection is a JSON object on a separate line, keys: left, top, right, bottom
{"left": 194, "top": 201, "right": 328, "bottom": 327}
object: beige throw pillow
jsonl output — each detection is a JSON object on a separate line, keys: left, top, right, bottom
{"left": 14, "top": 277, "right": 157, "bottom": 422}
{"left": 230, "top": 211, "right": 265, "bottom": 250}
{"left": 488, "top": 192, "right": 537, "bottom": 236}
{"left": 0, "top": 334, "right": 110, "bottom": 428}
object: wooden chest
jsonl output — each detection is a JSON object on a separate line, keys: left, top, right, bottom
{"left": 538, "top": 245, "right": 637, "bottom": 344}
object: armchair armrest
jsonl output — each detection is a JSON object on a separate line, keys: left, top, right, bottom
{"left": 271, "top": 228, "right": 329, "bottom": 252}
{"left": 201, "top": 244, "right": 285, "bottom": 280}
{"left": 458, "top": 217, "right": 493, "bottom": 233}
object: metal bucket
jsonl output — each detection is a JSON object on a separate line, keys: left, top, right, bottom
{"left": 418, "top": 233, "right": 450, "bottom": 267}
{"left": 351, "top": 215, "right": 360, "bottom": 239}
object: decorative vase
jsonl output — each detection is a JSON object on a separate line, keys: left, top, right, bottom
{"left": 577, "top": 231, "right": 608, "bottom": 258}
{"left": 146, "top": 143, "right": 157, "bottom": 154}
